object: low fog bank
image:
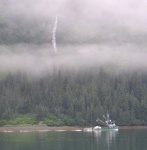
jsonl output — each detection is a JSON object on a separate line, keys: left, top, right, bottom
{"left": 0, "top": 44, "right": 147, "bottom": 77}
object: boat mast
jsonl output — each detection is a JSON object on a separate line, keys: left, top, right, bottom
{"left": 103, "top": 113, "right": 111, "bottom": 126}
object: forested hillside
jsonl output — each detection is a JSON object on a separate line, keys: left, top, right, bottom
{"left": 0, "top": 0, "right": 147, "bottom": 127}
{"left": 0, "top": 69, "right": 147, "bottom": 126}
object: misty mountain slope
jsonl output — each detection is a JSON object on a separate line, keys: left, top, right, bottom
{"left": 0, "top": 0, "right": 147, "bottom": 45}
{"left": 0, "top": 0, "right": 147, "bottom": 74}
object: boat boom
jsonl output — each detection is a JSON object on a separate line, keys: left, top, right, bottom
{"left": 96, "top": 118, "right": 105, "bottom": 124}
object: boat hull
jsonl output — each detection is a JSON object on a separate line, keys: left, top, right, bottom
{"left": 93, "top": 126, "right": 119, "bottom": 131}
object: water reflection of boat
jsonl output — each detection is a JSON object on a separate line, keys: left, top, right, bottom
{"left": 93, "top": 114, "right": 118, "bottom": 131}
{"left": 93, "top": 130, "right": 118, "bottom": 144}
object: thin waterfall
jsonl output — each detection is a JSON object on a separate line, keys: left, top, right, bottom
{"left": 52, "top": 14, "right": 58, "bottom": 54}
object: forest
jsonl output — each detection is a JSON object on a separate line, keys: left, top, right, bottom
{"left": 0, "top": 0, "right": 147, "bottom": 127}
{"left": 0, "top": 68, "right": 147, "bottom": 126}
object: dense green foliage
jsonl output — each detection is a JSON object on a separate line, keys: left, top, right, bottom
{"left": 0, "top": 114, "right": 36, "bottom": 126}
{"left": 0, "top": 69, "right": 147, "bottom": 126}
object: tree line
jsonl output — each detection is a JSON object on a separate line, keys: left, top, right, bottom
{"left": 0, "top": 68, "right": 147, "bottom": 126}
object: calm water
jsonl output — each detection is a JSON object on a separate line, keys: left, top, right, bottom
{"left": 0, "top": 129, "right": 147, "bottom": 150}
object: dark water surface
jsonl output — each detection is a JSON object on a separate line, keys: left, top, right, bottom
{"left": 0, "top": 129, "right": 147, "bottom": 150}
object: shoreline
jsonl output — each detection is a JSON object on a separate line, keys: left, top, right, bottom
{"left": 0, "top": 126, "right": 83, "bottom": 131}
{"left": 0, "top": 125, "right": 147, "bottom": 132}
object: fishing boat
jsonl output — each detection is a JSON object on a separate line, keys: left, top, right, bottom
{"left": 93, "top": 114, "right": 118, "bottom": 131}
